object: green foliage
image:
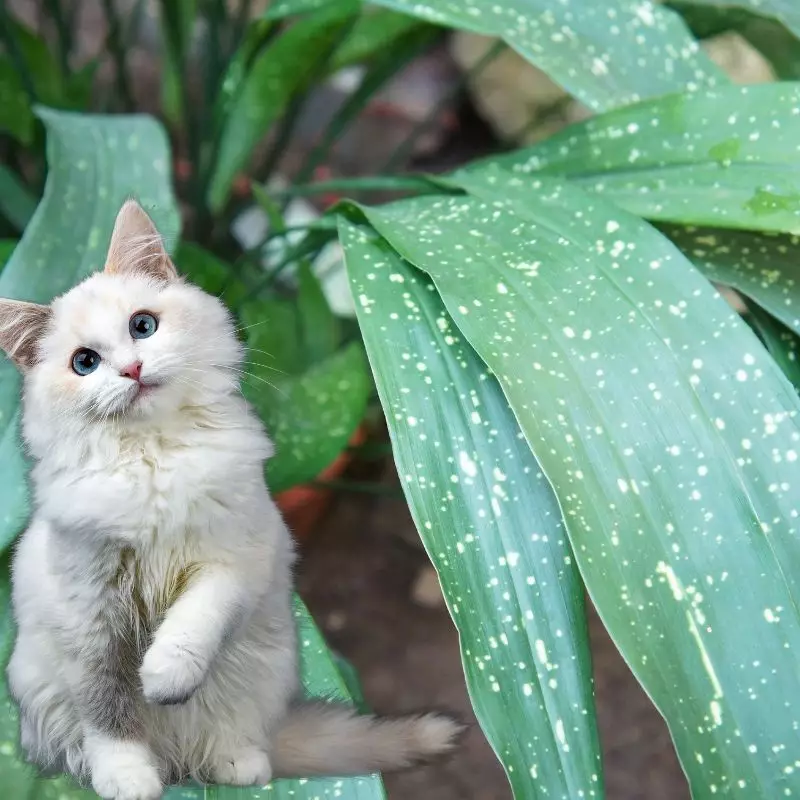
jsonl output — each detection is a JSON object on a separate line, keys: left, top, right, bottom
{"left": 369, "top": 0, "right": 724, "bottom": 111}
{"left": 5, "top": 2, "right": 800, "bottom": 799}
{"left": 347, "top": 167, "right": 800, "bottom": 797}
{"left": 477, "top": 82, "right": 800, "bottom": 233}
{"left": 341, "top": 219, "right": 602, "bottom": 799}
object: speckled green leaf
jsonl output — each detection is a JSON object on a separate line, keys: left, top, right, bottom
{"left": 369, "top": 0, "right": 722, "bottom": 112}
{"left": 358, "top": 172, "right": 800, "bottom": 797}
{"left": 681, "top": 0, "right": 800, "bottom": 38}
{"left": 341, "top": 218, "right": 602, "bottom": 799}
{"left": 248, "top": 341, "right": 371, "bottom": 493}
{"left": 0, "top": 107, "right": 179, "bottom": 556}
{"left": 662, "top": 225, "right": 800, "bottom": 334}
{"left": 478, "top": 82, "right": 800, "bottom": 233}
{"left": 207, "top": 5, "right": 357, "bottom": 212}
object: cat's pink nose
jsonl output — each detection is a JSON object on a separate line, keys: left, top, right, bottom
{"left": 120, "top": 361, "right": 142, "bottom": 382}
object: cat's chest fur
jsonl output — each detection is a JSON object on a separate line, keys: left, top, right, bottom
{"left": 34, "top": 404, "right": 269, "bottom": 548}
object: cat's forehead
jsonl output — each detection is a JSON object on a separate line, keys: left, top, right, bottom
{"left": 51, "top": 273, "right": 165, "bottom": 341}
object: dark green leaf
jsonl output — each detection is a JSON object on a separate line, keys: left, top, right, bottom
{"left": 679, "top": 0, "right": 800, "bottom": 39}
{"left": 328, "top": 9, "right": 430, "bottom": 71}
{"left": 207, "top": 5, "right": 357, "bottom": 211}
{"left": 9, "top": 19, "right": 65, "bottom": 107}
{"left": 477, "top": 82, "right": 800, "bottom": 233}
{"left": 745, "top": 300, "right": 800, "bottom": 391}
{"left": 297, "top": 262, "right": 341, "bottom": 364}
{"left": 175, "top": 241, "right": 249, "bottom": 309}
{"left": 368, "top": 0, "right": 723, "bottom": 112}
{"left": 0, "top": 240, "right": 16, "bottom": 270}
{"left": 662, "top": 224, "right": 800, "bottom": 333}
{"left": 241, "top": 297, "right": 305, "bottom": 377}
{"left": 251, "top": 341, "right": 371, "bottom": 493}
{"left": 0, "top": 57, "right": 34, "bottom": 143}
{"left": 0, "top": 165, "right": 38, "bottom": 232}
{"left": 358, "top": 171, "right": 800, "bottom": 797}
{"left": 341, "top": 218, "right": 603, "bottom": 799}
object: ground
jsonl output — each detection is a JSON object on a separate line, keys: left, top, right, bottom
{"left": 297, "top": 477, "right": 690, "bottom": 800}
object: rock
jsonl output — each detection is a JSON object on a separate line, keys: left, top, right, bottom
{"left": 449, "top": 27, "right": 776, "bottom": 147}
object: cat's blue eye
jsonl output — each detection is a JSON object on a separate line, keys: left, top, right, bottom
{"left": 130, "top": 311, "right": 158, "bottom": 340}
{"left": 72, "top": 348, "right": 101, "bottom": 376}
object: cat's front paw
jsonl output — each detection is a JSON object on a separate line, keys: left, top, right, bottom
{"left": 139, "top": 638, "right": 207, "bottom": 705}
{"left": 89, "top": 740, "right": 162, "bottom": 800}
{"left": 210, "top": 747, "right": 272, "bottom": 786}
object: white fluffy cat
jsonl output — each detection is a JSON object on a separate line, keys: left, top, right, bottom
{"left": 0, "top": 201, "right": 460, "bottom": 800}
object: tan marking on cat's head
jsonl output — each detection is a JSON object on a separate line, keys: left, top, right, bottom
{"left": 104, "top": 200, "right": 178, "bottom": 283}
{"left": 0, "top": 299, "right": 52, "bottom": 369}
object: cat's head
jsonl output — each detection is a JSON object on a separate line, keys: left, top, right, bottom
{"left": 0, "top": 200, "right": 243, "bottom": 429}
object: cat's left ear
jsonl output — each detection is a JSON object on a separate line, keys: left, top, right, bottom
{"left": 103, "top": 200, "right": 178, "bottom": 282}
{"left": 0, "top": 299, "right": 51, "bottom": 369}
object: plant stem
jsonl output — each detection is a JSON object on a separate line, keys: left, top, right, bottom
{"left": 254, "top": 15, "right": 360, "bottom": 188}
{"left": 0, "top": 9, "right": 36, "bottom": 105}
{"left": 44, "top": 0, "right": 72, "bottom": 75}
{"left": 101, "top": 0, "right": 135, "bottom": 111}
{"left": 381, "top": 39, "right": 506, "bottom": 173}
{"left": 292, "top": 26, "right": 439, "bottom": 189}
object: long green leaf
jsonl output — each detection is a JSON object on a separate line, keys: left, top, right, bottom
{"left": 207, "top": 5, "right": 356, "bottom": 212}
{"left": 328, "top": 8, "right": 429, "bottom": 71}
{"left": 663, "top": 224, "right": 800, "bottom": 334}
{"left": 341, "top": 218, "right": 602, "bottom": 799}
{"left": 476, "top": 82, "right": 800, "bottom": 233}
{"left": 356, "top": 172, "right": 800, "bottom": 797}
{"left": 0, "top": 108, "right": 384, "bottom": 800}
{"left": 368, "top": 0, "right": 723, "bottom": 112}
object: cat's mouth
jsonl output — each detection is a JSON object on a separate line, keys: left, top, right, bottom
{"left": 131, "top": 380, "right": 162, "bottom": 403}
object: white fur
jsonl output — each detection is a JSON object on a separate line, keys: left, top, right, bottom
{"left": 4, "top": 217, "right": 461, "bottom": 800}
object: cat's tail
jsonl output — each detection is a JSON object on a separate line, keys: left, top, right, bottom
{"left": 271, "top": 701, "right": 464, "bottom": 778}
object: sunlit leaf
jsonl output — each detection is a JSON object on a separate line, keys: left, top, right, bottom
{"left": 477, "top": 82, "right": 800, "bottom": 233}
{"left": 341, "top": 218, "right": 602, "bottom": 799}
{"left": 356, "top": 171, "right": 800, "bottom": 797}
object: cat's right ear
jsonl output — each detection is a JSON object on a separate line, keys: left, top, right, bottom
{"left": 0, "top": 299, "right": 51, "bottom": 369}
{"left": 103, "top": 199, "right": 178, "bottom": 282}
